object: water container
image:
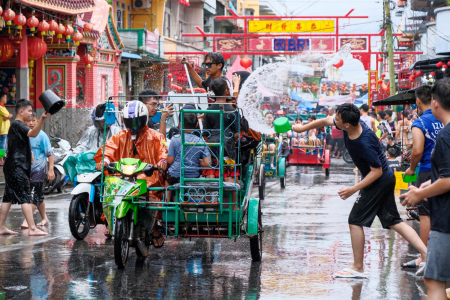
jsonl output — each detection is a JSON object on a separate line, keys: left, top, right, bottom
{"left": 105, "top": 102, "right": 116, "bottom": 125}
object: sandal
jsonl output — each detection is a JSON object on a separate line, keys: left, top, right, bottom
{"left": 401, "top": 259, "right": 420, "bottom": 269}
{"left": 151, "top": 233, "right": 165, "bottom": 249}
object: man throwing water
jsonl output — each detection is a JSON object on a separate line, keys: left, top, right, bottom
{"left": 292, "top": 103, "right": 427, "bottom": 278}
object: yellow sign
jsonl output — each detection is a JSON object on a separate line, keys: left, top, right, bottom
{"left": 248, "top": 20, "right": 335, "bottom": 33}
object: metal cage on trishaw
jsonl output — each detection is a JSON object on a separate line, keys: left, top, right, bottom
{"left": 72, "top": 95, "right": 264, "bottom": 269}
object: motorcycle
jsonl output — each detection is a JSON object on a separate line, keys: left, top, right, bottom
{"left": 43, "top": 135, "right": 71, "bottom": 194}
{"left": 102, "top": 158, "right": 158, "bottom": 269}
{"left": 342, "top": 148, "right": 353, "bottom": 164}
{"left": 68, "top": 171, "right": 106, "bottom": 240}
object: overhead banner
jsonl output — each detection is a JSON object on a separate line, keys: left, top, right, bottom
{"left": 310, "top": 38, "right": 335, "bottom": 51}
{"left": 216, "top": 38, "right": 244, "bottom": 52}
{"left": 340, "top": 38, "right": 367, "bottom": 51}
{"left": 248, "top": 38, "right": 272, "bottom": 51}
{"left": 248, "top": 20, "right": 335, "bottom": 33}
{"left": 273, "top": 38, "right": 309, "bottom": 51}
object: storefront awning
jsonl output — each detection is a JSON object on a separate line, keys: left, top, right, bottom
{"left": 409, "top": 56, "right": 450, "bottom": 71}
{"left": 372, "top": 89, "right": 416, "bottom": 106}
{"left": 122, "top": 52, "right": 142, "bottom": 60}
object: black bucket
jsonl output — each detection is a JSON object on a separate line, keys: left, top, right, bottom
{"left": 39, "top": 90, "right": 65, "bottom": 115}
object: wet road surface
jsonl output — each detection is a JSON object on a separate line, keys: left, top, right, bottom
{"left": 0, "top": 159, "right": 426, "bottom": 299}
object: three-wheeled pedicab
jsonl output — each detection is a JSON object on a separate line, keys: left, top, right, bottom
{"left": 98, "top": 97, "right": 263, "bottom": 269}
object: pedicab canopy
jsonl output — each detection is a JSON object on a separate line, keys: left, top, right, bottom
{"left": 372, "top": 89, "right": 416, "bottom": 106}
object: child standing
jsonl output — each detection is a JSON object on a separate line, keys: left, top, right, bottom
{"left": 21, "top": 112, "right": 55, "bottom": 228}
{"left": 0, "top": 100, "right": 50, "bottom": 236}
{"left": 0, "top": 93, "right": 12, "bottom": 166}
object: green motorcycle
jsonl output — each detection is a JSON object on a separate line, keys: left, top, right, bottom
{"left": 102, "top": 158, "right": 159, "bottom": 269}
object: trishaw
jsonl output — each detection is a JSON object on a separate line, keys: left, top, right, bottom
{"left": 255, "top": 135, "right": 287, "bottom": 200}
{"left": 97, "top": 95, "right": 263, "bottom": 269}
{"left": 285, "top": 113, "right": 330, "bottom": 176}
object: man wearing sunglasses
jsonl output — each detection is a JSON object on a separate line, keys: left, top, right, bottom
{"left": 182, "top": 53, "right": 228, "bottom": 102}
{"left": 138, "top": 89, "right": 174, "bottom": 136}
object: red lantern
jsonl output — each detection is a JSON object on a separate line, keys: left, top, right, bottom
{"left": 3, "top": 8, "right": 15, "bottom": 26}
{"left": 444, "top": 65, "right": 448, "bottom": 70}
{"left": 430, "top": 72, "right": 436, "bottom": 76}
{"left": 377, "top": 57, "right": 383, "bottom": 62}
{"left": 14, "top": 13, "right": 27, "bottom": 30}
{"left": 168, "top": 73, "right": 173, "bottom": 79}
{"left": 49, "top": 20, "right": 58, "bottom": 35}
{"left": 240, "top": 56, "right": 252, "bottom": 69}
{"left": 0, "top": 37, "right": 14, "bottom": 62}
{"left": 56, "top": 23, "right": 65, "bottom": 39}
{"left": 72, "top": 31, "right": 83, "bottom": 46}
{"left": 83, "top": 22, "right": 94, "bottom": 34}
{"left": 333, "top": 59, "right": 344, "bottom": 69}
{"left": 84, "top": 55, "right": 94, "bottom": 69}
{"left": 437, "top": 62, "right": 444, "bottom": 68}
{"left": 416, "top": 70, "right": 424, "bottom": 76}
{"left": 447, "top": 62, "right": 450, "bottom": 66}
{"left": 378, "top": 80, "right": 383, "bottom": 84}
{"left": 381, "top": 73, "right": 386, "bottom": 78}
{"left": 64, "top": 25, "right": 74, "bottom": 41}
{"left": 409, "top": 76, "right": 414, "bottom": 82}
{"left": 27, "top": 16, "right": 39, "bottom": 32}
{"left": 38, "top": 20, "right": 49, "bottom": 36}
{"left": 28, "top": 37, "right": 47, "bottom": 63}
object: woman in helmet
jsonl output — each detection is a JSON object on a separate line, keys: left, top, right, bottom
{"left": 94, "top": 100, "right": 168, "bottom": 247}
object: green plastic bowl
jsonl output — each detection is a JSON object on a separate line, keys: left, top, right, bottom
{"left": 273, "top": 117, "right": 292, "bottom": 133}
{"left": 403, "top": 172, "right": 417, "bottom": 183}
{"left": 0, "top": 149, "right": 4, "bottom": 159}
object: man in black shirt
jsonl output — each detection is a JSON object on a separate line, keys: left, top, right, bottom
{"left": 401, "top": 79, "right": 450, "bottom": 299}
{"left": 0, "top": 99, "right": 50, "bottom": 236}
{"left": 293, "top": 103, "right": 426, "bottom": 279}
{"left": 385, "top": 135, "right": 401, "bottom": 158}
{"left": 138, "top": 89, "right": 173, "bottom": 136}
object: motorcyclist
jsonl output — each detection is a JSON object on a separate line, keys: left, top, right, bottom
{"left": 94, "top": 100, "right": 167, "bottom": 247}
{"left": 72, "top": 104, "right": 121, "bottom": 155}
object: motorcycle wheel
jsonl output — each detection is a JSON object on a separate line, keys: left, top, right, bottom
{"left": 43, "top": 168, "right": 62, "bottom": 195}
{"left": 68, "top": 194, "right": 90, "bottom": 240}
{"left": 343, "top": 150, "right": 353, "bottom": 164}
{"left": 258, "top": 164, "right": 265, "bottom": 200}
{"left": 114, "top": 214, "right": 131, "bottom": 269}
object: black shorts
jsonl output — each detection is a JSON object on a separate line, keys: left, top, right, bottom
{"left": 30, "top": 182, "right": 45, "bottom": 207}
{"left": 349, "top": 175, "right": 403, "bottom": 229}
{"left": 3, "top": 168, "right": 31, "bottom": 205}
{"left": 330, "top": 138, "right": 344, "bottom": 151}
{"left": 165, "top": 173, "right": 181, "bottom": 185}
{"left": 414, "top": 170, "right": 431, "bottom": 216}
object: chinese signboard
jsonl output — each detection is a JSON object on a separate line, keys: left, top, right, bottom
{"left": 310, "top": 38, "right": 335, "bottom": 51}
{"left": 216, "top": 38, "right": 244, "bottom": 52}
{"left": 248, "top": 38, "right": 272, "bottom": 51}
{"left": 340, "top": 38, "right": 367, "bottom": 51}
{"left": 146, "top": 31, "right": 159, "bottom": 55}
{"left": 274, "top": 38, "right": 309, "bottom": 51}
{"left": 368, "top": 70, "right": 378, "bottom": 107}
{"left": 248, "top": 20, "right": 335, "bottom": 33}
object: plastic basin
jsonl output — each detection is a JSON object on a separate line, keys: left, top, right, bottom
{"left": 274, "top": 117, "right": 292, "bottom": 133}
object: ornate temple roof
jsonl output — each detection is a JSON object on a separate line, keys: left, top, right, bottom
{"left": 19, "top": 0, "right": 95, "bottom": 15}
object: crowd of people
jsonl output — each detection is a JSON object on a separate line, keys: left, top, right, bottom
{"left": 0, "top": 51, "right": 449, "bottom": 298}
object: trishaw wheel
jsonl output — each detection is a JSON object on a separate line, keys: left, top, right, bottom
{"left": 258, "top": 164, "right": 265, "bottom": 200}
{"left": 325, "top": 168, "right": 330, "bottom": 177}
{"left": 280, "top": 176, "right": 286, "bottom": 188}
{"left": 114, "top": 214, "right": 131, "bottom": 269}
{"left": 68, "top": 194, "right": 90, "bottom": 240}
{"left": 250, "top": 201, "right": 263, "bottom": 261}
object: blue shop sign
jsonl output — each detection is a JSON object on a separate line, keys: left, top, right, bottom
{"left": 273, "top": 38, "right": 310, "bottom": 51}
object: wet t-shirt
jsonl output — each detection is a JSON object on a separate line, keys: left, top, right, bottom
{"left": 30, "top": 131, "right": 54, "bottom": 182}
{"left": 430, "top": 123, "right": 450, "bottom": 233}
{"left": 337, "top": 120, "right": 393, "bottom": 183}
{"left": 5, "top": 120, "right": 31, "bottom": 175}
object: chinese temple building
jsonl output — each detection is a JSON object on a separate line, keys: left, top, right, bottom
{"left": 0, "top": 0, "right": 123, "bottom": 143}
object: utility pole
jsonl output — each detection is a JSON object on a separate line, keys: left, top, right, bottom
{"left": 384, "top": 0, "right": 396, "bottom": 96}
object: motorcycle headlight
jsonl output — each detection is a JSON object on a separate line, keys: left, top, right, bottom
{"left": 121, "top": 164, "right": 138, "bottom": 175}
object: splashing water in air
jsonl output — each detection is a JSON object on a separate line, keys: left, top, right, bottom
{"left": 237, "top": 44, "right": 353, "bottom": 134}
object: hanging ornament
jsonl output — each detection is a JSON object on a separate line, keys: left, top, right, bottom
{"left": 27, "top": 15, "right": 39, "bottom": 35}
{"left": 83, "top": 22, "right": 94, "bottom": 34}
{"left": 437, "top": 62, "right": 444, "bottom": 68}
{"left": 430, "top": 72, "right": 436, "bottom": 76}
{"left": 0, "top": 37, "right": 14, "bottom": 62}
{"left": 72, "top": 31, "right": 83, "bottom": 46}
{"left": 381, "top": 73, "right": 386, "bottom": 78}
{"left": 377, "top": 57, "right": 383, "bottom": 62}
{"left": 443, "top": 65, "right": 448, "bottom": 70}
{"left": 333, "top": 59, "right": 344, "bottom": 70}
{"left": 49, "top": 20, "right": 58, "bottom": 35}
{"left": 56, "top": 23, "right": 65, "bottom": 44}
{"left": 240, "top": 56, "right": 252, "bottom": 69}
{"left": 27, "top": 37, "right": 47, "bottom": 74}
{"left": 84, "top": 55, "right": 94, "bottom": 71}
{"left": 378, "top": 79, "right": 383, "bottom": 85}
{"left": 14, "top": 13, "right": 27, "bottom": 37}
{"left": 64, "top": 24, "right": 74, "bottom": 40}
{"left": 3, "top": 8, "right": 15, "bottom": 26}
{"left": 38, "top": 20, "right": 49, "bottom": 41}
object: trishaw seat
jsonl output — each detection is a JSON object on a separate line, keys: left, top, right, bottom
{"left": 171, "top": 181, "right": 243, "bottom": 191}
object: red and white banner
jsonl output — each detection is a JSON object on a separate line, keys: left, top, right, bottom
{"left": 310, "top": 38, "right": 335, "bottom": 52}
{"left": 248, "top": 38, "right": 272, "bottom": 51}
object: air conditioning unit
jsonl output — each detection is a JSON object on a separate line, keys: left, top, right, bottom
{"left": 133, "top": 0, "right": 151, "bottom": 11}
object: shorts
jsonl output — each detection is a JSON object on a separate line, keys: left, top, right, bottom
{"left": 0, "top": 134, "right": 7, "bottom": 150}
{"left": 424, "top": 230, "right": 450, "bottom": 282}
{"left": 3, "top": 168, "right": 31, "bottom": 205}
{"left": 414, "top": 170, "right": 431, "bottom": 216}
{"left": 165, "top": 173, "right": 180, "bottom": 185}
{"left": 348, "top": 175, "right": 403, "bottom": 229}
{"left": 30, "top": 182, "right": 45, "bottom": 207}
{"left": 329, "top": 138, "right": 344, "bottom": 151}
{"left": 202, "top": 159, "right": 239, "bottom": 178}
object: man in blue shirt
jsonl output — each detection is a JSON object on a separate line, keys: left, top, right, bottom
{"left": 402, "top": 85, "right": 443, "bottom": 270}
{"left": 166, "top": 112, "right": 211, "bottom": 201}
{"left": 293, "top": 103, "right": 427, "bottom": 279}
{"left": 20, "top": 113, "right": 55, "bottom": 229}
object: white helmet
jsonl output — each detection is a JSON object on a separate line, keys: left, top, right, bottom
{"left": 122, "top": 100, "right": 149, "bottom": 134}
